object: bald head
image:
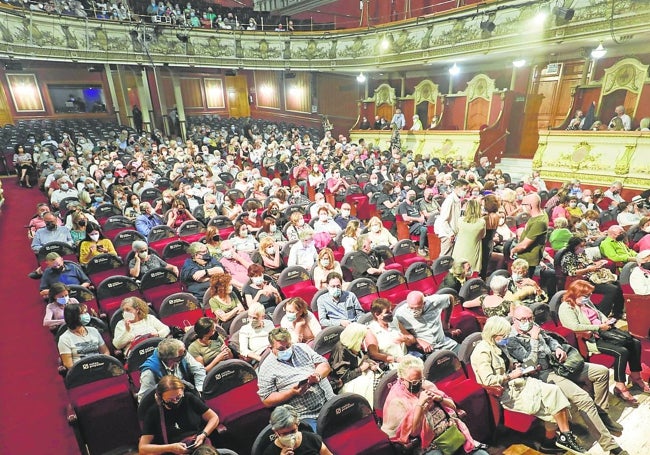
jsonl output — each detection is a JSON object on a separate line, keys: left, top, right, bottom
{"left": 406, "top": 291, "right": 425, "bottom": 309}
{"left": 513, "top": 305, "right": 533, "bottom": 321}
{"left": 607, "top": 225, "right": 625, "bottom": 240}
{"left": 522, "top": 193, "right": 541, "bottom": 211}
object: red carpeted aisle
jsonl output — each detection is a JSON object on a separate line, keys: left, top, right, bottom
{"left": 0, "top": 178, "right": 80, "bottom": 454}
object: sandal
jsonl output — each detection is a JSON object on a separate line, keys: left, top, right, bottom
{"left": 631, "top": 379, "right": 650, "bottom": 393}
{"left": 613, "top": 386, "right": 639, "bottom": 407}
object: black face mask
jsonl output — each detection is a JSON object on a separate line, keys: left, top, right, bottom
{"left": 78, "top": 220, "right": 86, "bottom": 227}
{"left": 642, "top": 262, "right": 650, "bottom": 271}
{"left": 615, "top": 234, "right": 626, "bottom": 242}
{"left": 382, "top": 312, "right": 394, "bottom": 322}
{"left": 45, "top": 222, "right": 57, "bottom": 231}
{"left": 162, "top": 397, "right": 183, "bottom": 410}
{"left": 202, "top": 253, "right": 212, "bottom": 262}
{"left": 406, "top": 380, "right": 422, "bottom": 395}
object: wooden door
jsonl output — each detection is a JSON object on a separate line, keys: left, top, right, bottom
{"left": 225, "top": 75, "right": 250, "bottom": 118}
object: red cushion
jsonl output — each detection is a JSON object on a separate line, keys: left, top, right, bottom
{"left": 161, "top": 309, "right": 204, "bottom": 328}
{"left": 504, "top": 409, "right": 536, "bottom": 432}
{"left": 69, "top": 376, "right": 131, "bottom": 407}
{"left": 206, "top": 380, "right": 265, "bottom": 423}
{"left": 325, "top": 418, "right": 392, "bottom": 454}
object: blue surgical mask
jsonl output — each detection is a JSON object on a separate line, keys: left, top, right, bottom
{"left": 80, "top": 313, "right": 91, "bottom": 325}
{"left": 276, "top": 346, "right": 293, "bottom": 361}
{"left": 328, "top": 287, "right": 341, "bottom": 299}
{"left": 511, "top": 273, "right": 522, "bottom": 283}
{"left": 496, "top": 337, "right": 509, "bottom": 347}
{"left": 285, "top": 312, "right": 297, "bottom": 322}
{"left": 56, "top": 296, "right": 69, "bottom": 305}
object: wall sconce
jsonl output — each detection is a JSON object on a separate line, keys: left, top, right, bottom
{"left": 512, "top": 58, "right": 526, "bottom": 68}
{"left": 449, "top": 63, "right": 460, "bottom": 76}
{"left": 480, "top": 20, "right": 495, "bottom": 33}
{"left": 356, "top": 73, "right": 366, "bottom": 83}
{"left": 591, "top": 42, "right": 607, "bottom": 59}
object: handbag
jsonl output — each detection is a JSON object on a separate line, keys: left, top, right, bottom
{"left": 548, "top": 343, "right": 585, "bottom": 379}
{"left": 598, "top": 327, "right": 633, "bottom": 344}
{"left": 589, "top": 268, "right": 617, "bottom": 284}
{"left": 432, "top": 422, "right": 466, "bottom": 455}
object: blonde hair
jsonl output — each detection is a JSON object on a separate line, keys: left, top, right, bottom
{"left": 554, "top": 217, "right": 568, "bottom": 229}
{"left": 339, "top": 322, "right": 368, "bottom": 352}
{"left": 318, "top": 248, "right": 335, "bottom": 269}
{"left": 368, "top": 216, "right": 382, "bottom": 230}
{"left": 481, "top": 316, "right": 512, "bottom": 343}
{"left": 397, "top": 355, "right": 424, "bottom": 378}
{"left": 511, "top": 258, "right": 529, "bottom": 274}
{"left": 248, "top": 302, "right": 266, "bottom": 317}
{"left": 259, "top": 236, "right": 275, "bottom": 255}
{"left": 463, "top": 199, "right": 482, "bottom": 223}
{"left": 344, "top": 219, "right": 360, "bottom": 238}
{"left": 121, "top": 296, "right": 149, "bottom": 318}
{"left": 289, "top": 211, "right": 303, "bottom": 225}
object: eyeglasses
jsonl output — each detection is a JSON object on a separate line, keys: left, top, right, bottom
{"left": 162, "top": 393, "right": 184, "bottom": 406}
{"left": 515, "top": 317, "right": 533, "bottom": 322}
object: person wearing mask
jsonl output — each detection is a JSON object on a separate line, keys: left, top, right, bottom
{"left": 128, "top": 240, "right": 178, "bottom": 279}
{"left": 391, "top": 108, "right": 406, "bottom": 130}
{"left": 78, "top": 223, "right": 117, "bottom": 265}
{"left": 58, "top": 303, "right": 109, "bottom": 369}
{"left": 219, "top": 239, "right": 254, "bottom": 290}
{"left": 395, "top": 290, "right": 459, "bottom": 356}
{"left": 510, "top": 193, "right": 549, "bottom": 275}
{"left": 286, "top": 211, "right": 310, "bottom": 242}
{"left": 43, "top": 283, "right": 79, "bottom": 330}
{"left": 440, "top": 259, "right": 473, "bottom": 292}
{"left": 312, "top": 206, "right": 342, "bottom": 239}
{"left": 505, "top": 259, "right": 549, "bottom": 307}
{"left": 287, "top": 229, "right": 318, "bottom": 269}
{"left": 280, "top": 297, "right": 321, "bottom": 344}
{"left": 135, "top": 202, "right": 164, "bottom": 237}
{"left": 366, "top": 298, "right": 411, "bottom": 368}
{"left": 113, "top": 297, "right": 170, "bottom": 357}
{"left": 312, "top": 248, "right": 344, "bottom": 290}
{"left": 398, "top": 189, "right": 429, "bottom": 256}
{"left": 434, "top": 178, "right": 469, "bottom": 256}
{"left": 180, "top": 242, "right": 224, "bottom": 299}
{"left": 316, "top": 272, "right": 363, "bottom": 327}
{"left": 470, "top": 316, "right": 587, "bottom": 454}
{"left": 243, "top": 263, "right": 282, "bottom": 313}
{"left": 39, "top": 252, "right": 92, "bottom": 297}
{"left": 263, "top": 404, "right": 332, "bottom": 455}
{"left": 188, "top": 317, "right": 233, "bottom": 373}
{"left": 506, "top": 306, "right": 627, "bottom": 454}
{"left": 239, "top": 303, "right": 275, "bottom": 363}
{"left": 137, "top": 338, "right": 207, "bottom": 402}
{"left": 257, "top": 328, "right": 334, "bottom": 432}
{"left": 31, "top": 212, "right": 74, "bottom": 254}
{"left": 629, "top": 249, "right": 650, "bottom": 295}
{"left": 231, "top": 221, "right": 259, "bottom": 255}
{"left": 599, "top": 225, "right": 637, "bottom": 264}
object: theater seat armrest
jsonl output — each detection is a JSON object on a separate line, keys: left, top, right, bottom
{"left": 66, "top": 404, "right": 77, "bottom": 424}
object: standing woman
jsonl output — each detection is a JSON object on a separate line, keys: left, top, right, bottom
{"left": 452, "top": 199, "right": 486, "bottom": 273}
{"left": 480, "top": 195, "right": 500, "bottom": 279}
{"left": 139, "top": 375, "right": 220, "bottom": 454}
{"left": 13, "top": 144, "right": 34, "bottom": 188}
{"left": 78, "top": 223, "right": 117, "bottom": 265}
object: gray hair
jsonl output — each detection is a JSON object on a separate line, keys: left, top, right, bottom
{"left": 268, "top": 327, "right": 292, "bottom": 345}
{"left": 396, "top": 354, "right": 424, "bottom": 379}
{"left": 248, "top": 302, "right": 266, "bottom": 317}
{"left": 554, "top": 217, "right": 568, "bottom": 229}
{"left": 270, "top": 405, "right": 299, "bottom": 431}
{"left": 132, "top": 240, "right": 148, "bottom": 252}
{"left": 187, "top": 241, "right": 205, "bottom": 256}
{"left": 489, "top": 275, "right": 510, "bottom": 295}
{"left": 157, "top": 338, "right": 185, "bottom": 360}
{"left": 481, "top": 316, "right": 512, "bottom": 344}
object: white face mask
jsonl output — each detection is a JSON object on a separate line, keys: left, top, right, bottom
{"left": 341, "top": 209, "right": 350, "bottom": 217}
{"left": 252, "top": 276, "right": 264, "bottom": 286}
{"left": 319, "top": 214, "right": 328, "bottom": 222}
{"left": 320, "top": 258, "right": 330, "bottom": 267}
{"left": 266, "top": 246, "right": 275, "bottom": 255}
{"left": 371, "top": 224, "right": 381, "bottom": 233}
{"left": 123, "top": 311, "right": 136, "bottom": 322}
{"left": 89, "top": 233, "right": 100, "bottom": 241}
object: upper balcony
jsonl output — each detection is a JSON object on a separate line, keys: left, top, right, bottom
{"left": 0, "top": 0, "right": 648, "bottom": 76}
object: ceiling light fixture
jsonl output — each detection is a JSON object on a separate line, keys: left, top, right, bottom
{"left": 356, "top": 73, "right": 366, "bottom": 83}
{"left": 591, "top": 42, "right": 607, "bottom": 59}
{"left": 512, "top": 58, "right": 526, "bottom": 68}
{"left": 449, "top": 63, "right": 460, "bottom": 76}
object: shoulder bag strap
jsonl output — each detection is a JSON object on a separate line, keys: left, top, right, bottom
{"left": 158, "top": 402, "right": 168, "bottom": 444}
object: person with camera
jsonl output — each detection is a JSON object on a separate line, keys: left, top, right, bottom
{"left": 139, "top": 375, "right": 219, "bottom": 455}
{"left": 506, "top": 306, "right": 626, "bottom": 455}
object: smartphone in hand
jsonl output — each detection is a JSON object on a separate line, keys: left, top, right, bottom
{"left": 297, "top": 378, "right": 309, "bottom": 388}
{"left": 521, "top": 365, "right": 537, "bottom": 376}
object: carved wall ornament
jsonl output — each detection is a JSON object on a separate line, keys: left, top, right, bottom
{"left": 463, "top": 74, "right": 496, "bottom": 102}
{"left": 372, "top": 83, "right": 397, "bottom": 107}
{"left": 411, "top": 79, "right": 439, "bottom": 106}
{"left": 601, "top": 58, "right": 648, "bottom": 96}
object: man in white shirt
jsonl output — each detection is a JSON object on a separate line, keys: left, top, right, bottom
{"left": 287, "top": 229, "right": 318, "bottom": 269}
{"left": 391, "top": 108, "right": 406, "bottom": 130}
{"left": 609, "top": 105, "right": 632, "bottom": 131}
{"left": 434, "top": 178, "right": 469, "bottom": 256}
{"left": 50, "top": 177, "right": 79, "bottom": 208}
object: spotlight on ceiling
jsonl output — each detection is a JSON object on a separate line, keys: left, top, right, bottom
{"left": 591, "top": 42, "right": 607, "bottom": 59}
{"left": 480, "top": 20, "right": 496, "bottom": 33}
{"left": 553, "top": 6, "right": 575, "bottom": 21}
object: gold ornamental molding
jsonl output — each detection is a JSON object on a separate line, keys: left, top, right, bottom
{"left": 370, "top": 83, "right": 397, "bottom": 108}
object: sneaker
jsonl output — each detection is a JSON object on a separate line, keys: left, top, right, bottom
{"left": 28, "top": 270, "right": 42, "bottom": 280}
{"left": 417, "top": 248, "right": 428, "bottom": 257}
{"left": 555, "top": 431, "right": 587, "bottom": 455}
{"left": 538, "top": 439, "right": 566, "bottom": 454}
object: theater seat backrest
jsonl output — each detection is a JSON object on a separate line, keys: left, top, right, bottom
{"left": 312, "top": 325, "right": 344, "bottom": 358}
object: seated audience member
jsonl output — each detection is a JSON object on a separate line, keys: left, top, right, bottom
{"left": 329, "top": 323, "right": 379, "bottom": 404}
{"left": 129, "top": 240, "right": 178, "bottom": 279}
{"left": 397, "top": 189, "right": 429, "bottom": 256}
{"left": 341, "top": 220, "right": 361, "bottom": 255}
{"left": 366, "top": 298, "right": 411, "bottom": 368}
{"left": 263, "top": 404, "right": 333, "bottom": 455}
{"left": 600, "top": 225, "right": 637, "bottom": 263}
{"left": 382, "top": 355, "right": 488, "bottom": 455}
{"left": 287, "top": 229, "right": 318, "bottom": 269}
{"left": 628, "top": 216, "right": 650, "bottom": 250}
{"left": 239, "top": 303, "right": 275, "bottom": 363}
{"left": 549, "top": 217, "right": 571, "bottom": 251}
{"left": 165, "top": 198, "right": 196, "bottom": 230}
{"left": 180, "top": 242, "right": 224, "bottom": 299}
{"left": 505, "top": 258, "right": 549, "bottom": 306}
{"left": 138, "top": 375, "right": 220, "bottom": 454}
{"left": 559, "top": 280, "right": 648, "bottom": 406}
{"left": 243, "top": 263, "right": 282, "bottom": 313}
{"left": 254, "top": 236, "right": 284, "bottom": 279}
{"left": 39, "top": 252, "right": 92, "bottom": 297}
{"left": 334, "top": 202, "right": 361, "bottom": 230}
{"left": 312, "top": 248, "right": 344, "bottom": 290}
{"left": 617, "top": 202, "right": 641, "bottom": 228}
{"left": 395, "top": 291, "right": 459, "bottom": 355}
{"left": 356, "top": 234, "right": 387, "bottom": 280}
{"left": 31, "top": 211, "right": 74, "bottom": 254}
{"left": 135, "top": 201, "right": 164, "bottom": 237}
{"left": 219, "top": 239, "right": 254, "bottom": 289}
{"left": 316, "top": 272, "right": 363, "bottom": 327}
{"left": 463, "top": 275, "right": 515, "bottom": 317}
{"left": 43, "top": 283, "right": 79, "bottom": 330}
{"left": 204, "top": 226, "right": 222, "bottom": 260}
{"left": 258, "top": 216, "right": 288, "bottom": 244}
{"left": 286, "top": 211, "right": 310, "bottom": 242}
{"left": 78, "top": 223, "right": 117, "bottom": 265}
{"left": 242, "top": 202, "right": 264, "bottom": 234}
{"left": 440, "top": 259, "right": 473, "bottom": 292}
{"left": 309, "top": 192, "right": 337, "bottom": 220}
{"left": 207, "top": 273, "right": 245, "bottom": 332}
{"left": 231, "top": 221, "right": 259, "bottom": 254}
{"left": 138, "top": 338, "right": 207, "bottom": 402}
{"left": 560, "top": 236, "right": 625, "bottom": 319}
{"left": 506, "top": 306, "right": 626, "bottom": 453}
{"left": 280, "top": 297, "right": 322, "bottom": 344}
{"left": 257, "top": 328, "right": 334, "bottom": 432}
{"left": 28, "top": 203, "right": 60, "bottom": 238}
{"left": 69, "top": 211, "right": 89, "bottom": 247}
{"left": 629, "top": 249, "right": 650, "bottom": 295}
{"left": 195, "top": 193, "right": 219, "bottom": 225}
{"left": 366, "top": 216, "right": 397, "bottom": 247}
{"left": 58, "top": 303, "right": 109, "bottom": 370}
{"left": 312, "top": 206, "right": 342, "bottom": 239}
{"left": 113, "top": 297, "right": 170, "bottom": 357}
{"left": 188, "top": 317, "right": 233, "bottom": 373}
{"left": 470, "top": 316, "right": 585, "bottom": 454}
